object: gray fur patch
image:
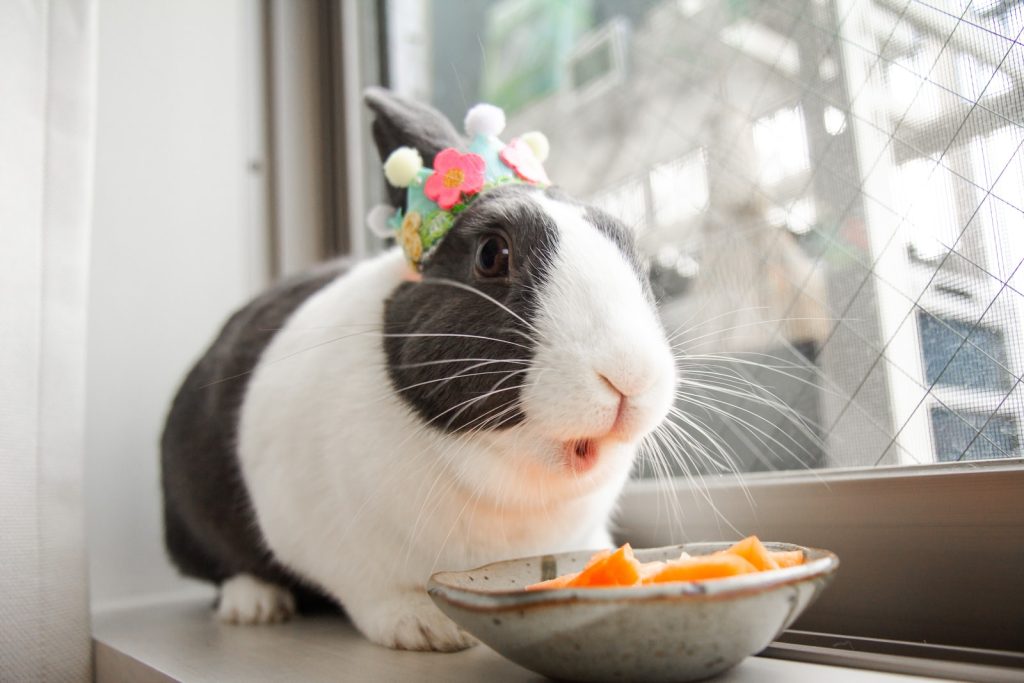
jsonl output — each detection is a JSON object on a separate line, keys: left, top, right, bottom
{"left": 160, "top": 261, "right": 348, "bottom": 611}
{"left": 383, "top": 185, "right": 558, "bottom": 432}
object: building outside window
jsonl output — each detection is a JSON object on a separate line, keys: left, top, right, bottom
{"left": 385, "top": 0, "right": 1024, "bottom": 475}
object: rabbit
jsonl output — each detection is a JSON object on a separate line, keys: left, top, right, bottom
{"left": 160, "top": 87, "right": 676, "bottom": 651}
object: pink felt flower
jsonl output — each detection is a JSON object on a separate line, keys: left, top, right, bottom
{"left": 423, "top": 148, "right": 486, "bottom": 210}
{"left": 500, "top": 138, "right": 550, "bottom": 185}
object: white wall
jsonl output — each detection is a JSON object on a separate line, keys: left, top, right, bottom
{"left": 86, "top": 0, "right": 267, "bottom": 610}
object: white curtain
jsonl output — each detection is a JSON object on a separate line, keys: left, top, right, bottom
{"left": 0, "top": 1, "right": 97, "bottom": 680}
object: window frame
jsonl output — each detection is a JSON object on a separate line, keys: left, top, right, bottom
{"left": 264, "top": 0, "right": 389, "bottom": 276}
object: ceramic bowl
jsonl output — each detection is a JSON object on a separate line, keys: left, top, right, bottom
{"left": 428, "top": 542, "right": 838, "bottom": 683}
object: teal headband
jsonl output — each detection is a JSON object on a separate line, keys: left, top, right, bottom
{"left": 366, "top": 103, "right": 551, "bottom": 270}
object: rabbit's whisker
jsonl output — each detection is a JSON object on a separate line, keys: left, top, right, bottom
{"left": 677, "top": 353, "right": 828, "bottom": 394}
{"left": 646, "top": 425, "right": 743, "bottom": 537}
{"left": 444, "top": 372, "right": 528, "bottom": 431}
{"left": 418, "top": 277, "right": 547, "bottom": 341}
{"left": 198, "top": 328, "right": 381, "bottom": 388}
{"left": 386, "top": 369, "right": 527, "bottom": 398}
{"left": 666, "top": 305, "right": 770, "bottom": 343}
{"left": 393, "top": 357, "right": 531, "bottom": 370}
{"left": 402, "top": 392, "right": 528, "bottom": 567}
{"left": 381, "top": 331, "right": 532, "bottom": 350}
{"left": 674, "top": 379, "right": 821, "bottom": 458}
{"left": 671, "top": 316, "right": 834, "bottom": 351}
{"left": 672, "top": 390, "right": 817, "bottom": 471}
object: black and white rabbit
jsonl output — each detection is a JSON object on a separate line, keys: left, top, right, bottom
{"left": 161, "top": 88, "right": 676, "bottom": 651}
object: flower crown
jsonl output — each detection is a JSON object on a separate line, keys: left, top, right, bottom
{"left": 366, "top": 103, "right": 551, "bottom": 270}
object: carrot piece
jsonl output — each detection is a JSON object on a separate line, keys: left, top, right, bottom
{"left": 723, "top": 535, "right": 779, "bottom": 571}
{"left": 644, "top": 553, "right": 757, "bottom": 584}
{"left": 525, "top": 550, "right": 608, "bottom": 591}
{"left": 525, "top": 571, "right": 580, "bottom": 591}
{"left": 583, "top": 549, "right": 613, "bottom": 567}
{"left": 523, "top": 539, "right": 806, "bottom": 591}
{"left": 637, "top": 560, "right": 667, "bottom": 582}
{"left": 769, "top": 550, "right": 804, "bottom": 568}
{"left": 565, "top": 544, "right": 642, "bottom": 588}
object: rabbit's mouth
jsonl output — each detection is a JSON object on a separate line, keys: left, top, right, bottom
{"left": 564, "top": 438, "right": 599, "bottom": 473}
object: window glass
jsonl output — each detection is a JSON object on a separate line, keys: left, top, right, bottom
{"left": 391, "top": 0, "right": 1024, "bottom": 475}
{"left": 930, "top": 406, "right": 1020, "bottom": 462}
{"left": 752, "top": 106, "right": 810, "bottom": 186}
{"left": 918, "top": 311, "right": 1011, "bottom": 392}
{"left": 650, "top": 150, "right": 708, "bottom": 227}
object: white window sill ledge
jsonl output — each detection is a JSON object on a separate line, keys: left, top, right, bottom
{"left": 93, "top": 599, "right": 943, "bottom": 683}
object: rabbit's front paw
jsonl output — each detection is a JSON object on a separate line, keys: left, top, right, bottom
{"left": 217, "top": 574, "right": 296, "bottom": 625}
{"left": 354, "top": 591, "right": 477, "bottom": 652}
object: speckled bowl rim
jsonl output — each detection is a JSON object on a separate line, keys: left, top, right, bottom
{"left": 428, "top": 542, "right": 839, "bottom": 612}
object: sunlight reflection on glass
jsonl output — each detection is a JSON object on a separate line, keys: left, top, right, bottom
{"left": 752, "top": 106, "right": 810, "bottom": 187}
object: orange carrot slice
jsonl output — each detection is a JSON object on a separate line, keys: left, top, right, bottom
{"left": 525, "top": 571, "right": 580, "bottom": 591}
{"left": 583, "top": 549, "right": 613, "bottom": 567}
{"left": 524, "top": 537, "right": 806, "bottom": 591}
{"left": 722, "top": 535, "right": 779, "bottom": 571}
{"left": 644, "top": 553, "right": 757, "bottom": 584}
{"left": 769, "top": 550, "right": 804, "bottom": 568}
{"left": 637, "top": 560, "right": 667, "bottom": 582}
{"left": 565, "top": 544, "right": 642, "bottom": 588}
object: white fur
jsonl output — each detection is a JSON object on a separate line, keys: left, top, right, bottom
{"left": 236, "top": 196, "right": 674, "bottom": 651}
{"left": 217, "top": 574, "right": 296, "bottom": 625}
{"left": 523, "top": 196, "right": 675, "bottom": 448}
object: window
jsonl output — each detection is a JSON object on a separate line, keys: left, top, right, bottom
{"left": 378, "top": 0, "right": 1024, "bottom": 663}
{"left": 930, "top": 405, "right": 1020, "bottom": 461}
{"left": 918, "top": 311, "right": 1010, "bottom": 392}
{"left": 650, "top": 149, "right": 709, "bottom": 227}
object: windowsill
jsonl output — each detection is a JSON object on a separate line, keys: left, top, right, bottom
{"left": 92, "top": 599, "right": 946, "bottom": 683}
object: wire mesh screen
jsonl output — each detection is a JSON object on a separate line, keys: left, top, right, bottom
{"left": 413, "top": 0, "right": 1024, "bottom": 472}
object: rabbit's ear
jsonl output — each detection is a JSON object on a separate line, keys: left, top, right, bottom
{"left": 364, "top": 87, "right": 464, "bottom": 208}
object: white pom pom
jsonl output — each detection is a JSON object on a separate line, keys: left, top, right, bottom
{"left": 520, "top": 131, "right": 550, "bottom": 162}
{"left": 464, "top": 103, "right": 506, "bottom": 137}
{"left": 366, "top": 204, "right": 396, "bottom": 238}
{"left": 383, "top": 147, "right": 422, "bottom": 188}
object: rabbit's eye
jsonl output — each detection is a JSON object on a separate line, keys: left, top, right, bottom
{"left": 475, "top": 234, "right": 510, "bottom": 278}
